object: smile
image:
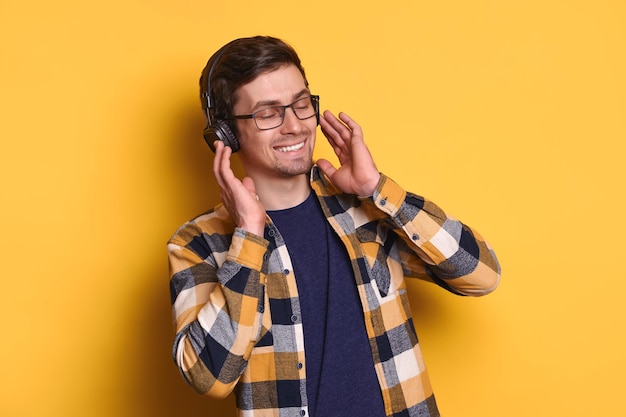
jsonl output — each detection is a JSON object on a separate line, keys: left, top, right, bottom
{"left": 276, "top": 141, "right": 305, "bottom": 153}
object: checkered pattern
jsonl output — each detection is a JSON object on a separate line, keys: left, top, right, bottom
{"left": 168, "top": 166, "right": 500, "bottom": 417}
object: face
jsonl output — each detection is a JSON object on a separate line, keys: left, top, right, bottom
{"left": 231, "top": 64, "right": 317, "bottom": 181}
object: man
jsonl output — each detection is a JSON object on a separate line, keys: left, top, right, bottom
{"left": 168, "top": 36, "right": 500, "bottom": 417}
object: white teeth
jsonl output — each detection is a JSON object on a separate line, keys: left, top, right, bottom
{"left": 277, "top": 141, "right": 305, "bottom": 152}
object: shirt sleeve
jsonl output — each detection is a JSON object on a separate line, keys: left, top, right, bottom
{"left": 168, "top": 221, "right": 269, "bottom": 398}
{"left": 371, "top": 173, "right": 501, "bottom": 296}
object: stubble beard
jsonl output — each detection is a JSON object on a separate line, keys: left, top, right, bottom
{"left": 272, "top": 131, "right": 315, "bottom": 177}
{"left": 274, "top": 149, "right": 314, "bottom": 177}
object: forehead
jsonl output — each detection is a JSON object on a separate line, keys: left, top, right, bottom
{"left": 233, "top": 64, "right": 308, "bottom": 111}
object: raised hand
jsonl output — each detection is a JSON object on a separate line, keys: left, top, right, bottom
{"left": 317, "top": 111, "right": 381, "bottom": 197}
{"left": 213, "top": 141, "right": 266, "bottom": 236}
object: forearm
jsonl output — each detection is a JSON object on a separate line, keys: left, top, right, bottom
{"left": 168, "top": 228, "right": 268, "bottom": 397}
{"left": 372, "top": 174, "right": 501, "bottom": 296}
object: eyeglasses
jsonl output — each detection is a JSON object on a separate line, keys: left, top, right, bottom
{"left": 231, "top": 95, "right": 319, "bottom": 130}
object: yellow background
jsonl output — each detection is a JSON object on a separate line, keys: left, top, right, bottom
{"left": 1, "top": 0, "right": 624, "bottom": 416}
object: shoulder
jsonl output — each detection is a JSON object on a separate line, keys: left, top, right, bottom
{"left": 168, "top": 204, "right": 235, "bottom": 247}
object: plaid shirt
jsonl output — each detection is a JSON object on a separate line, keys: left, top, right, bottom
{"left": 168, "top": 166, "right": 500, "bottom": 417}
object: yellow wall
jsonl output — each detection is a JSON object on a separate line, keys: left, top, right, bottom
{"left": 2, "top": 1, "right": 625, "bottom": 416}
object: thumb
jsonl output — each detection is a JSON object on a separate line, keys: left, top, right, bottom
{"left": 316, "top": 159, "right": 337, "bottom": 179}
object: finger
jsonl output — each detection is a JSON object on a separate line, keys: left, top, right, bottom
{"left": 321, "top": 111, "right": 349, "bottom": 138}
{"left": 323, "top": 110, "right": 353, "bottom": 142}
{"left": 241, "top": 176, "right": 257, "bottom": 197}
{"left": 319, "top": 112, "right": 339, "bottom": 147}
{"left": 338, "top": 112, "right": 362, "bottom": 135}
{"left": 214, "top": 142, "right": 236, "bottom": 190}
{"left": 320, "top": 125, "right": 341, "bottom": 156}
{"left": 213, "top": 141, "right": 225, "bottom": 186}
{"left": 337, "top": 112, "right": 364, "bottom": 146}
{"left": 320, "top": 111, "right": 349, "bottom": 154}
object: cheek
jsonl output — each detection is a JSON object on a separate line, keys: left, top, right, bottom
{"left": 304, "top": 116, "right": 318, "bottom": 136}
{"left": 233, "top": 121, "right": 250, "bottom": 141}
{"left": 235, "top": 124, "right": 260, "bottom": 146}
{"left": 237, "top": 130, "right": 272, "bottom": 156}
{"left": 309, "top": 123, "right": 318, "bottom": 145}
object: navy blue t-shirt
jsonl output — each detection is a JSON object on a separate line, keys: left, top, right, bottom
{"left": 268, "top": 191, "right": 386, "bottom": 417}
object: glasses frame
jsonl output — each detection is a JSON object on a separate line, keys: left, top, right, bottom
{"left": 231, "top": 95, "right": 320, "bottom": 131}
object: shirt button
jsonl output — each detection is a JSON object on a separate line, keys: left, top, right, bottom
{"left": 412, "top": 233, "right": 419, "bottom": 241}
{"left": 297, "top": 362, "right": 303, "bottom": 369}
{"left": 268, "top": 229, "right": 275, "bottom": 237}
{"left": 380, "top": 198, "right": 387, "bottom": 206}
{"left": 263, "top": 253, "right": 269, "bottom": 261}
{"left": 283, "top": 269, "right": 290, "bottom": 275}
{"left": 291, "top": 315, "right": 298, "bottom": 323}
{"left": 300, "top": 411, "right": 306, "bottom": 416}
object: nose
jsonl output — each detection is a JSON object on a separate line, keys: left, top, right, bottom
{"left": 279, "top": 106, "right": 304, "bottom": 134}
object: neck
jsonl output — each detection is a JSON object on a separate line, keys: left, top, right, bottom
{"left": 253, "top": 173, "right": 311, "bottom": 210}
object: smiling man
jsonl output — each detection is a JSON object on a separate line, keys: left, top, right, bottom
{"left": 167, "top": 36, "right": 501, "bottom": 417}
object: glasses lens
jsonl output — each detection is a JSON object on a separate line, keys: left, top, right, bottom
{"left": 292, "top": 96, "right": 316, "bottom": 120}
{"left": 254, "top": 107, "right": 284, "bottom": 130}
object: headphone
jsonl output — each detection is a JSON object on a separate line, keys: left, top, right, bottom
{"left": 202, "top": 46, "right": 240, "bottom": 153}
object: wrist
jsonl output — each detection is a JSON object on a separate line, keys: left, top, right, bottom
{"left": 240, "top": 222, "right": 265, "bottom": 237}
{"left": 358, "top": 172, "right": 382, "bottom": 198}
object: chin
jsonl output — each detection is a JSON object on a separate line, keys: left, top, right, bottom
{"left": 276, "top": 158, "right": 314, "bottom": 177}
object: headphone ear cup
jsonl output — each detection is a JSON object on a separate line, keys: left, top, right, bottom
{"left": 203, "top": 120, "right": 240, "bottom": 153}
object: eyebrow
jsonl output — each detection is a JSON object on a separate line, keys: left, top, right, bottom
{"left": 249, "top": 89, "right": 310, "bottom": 112}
